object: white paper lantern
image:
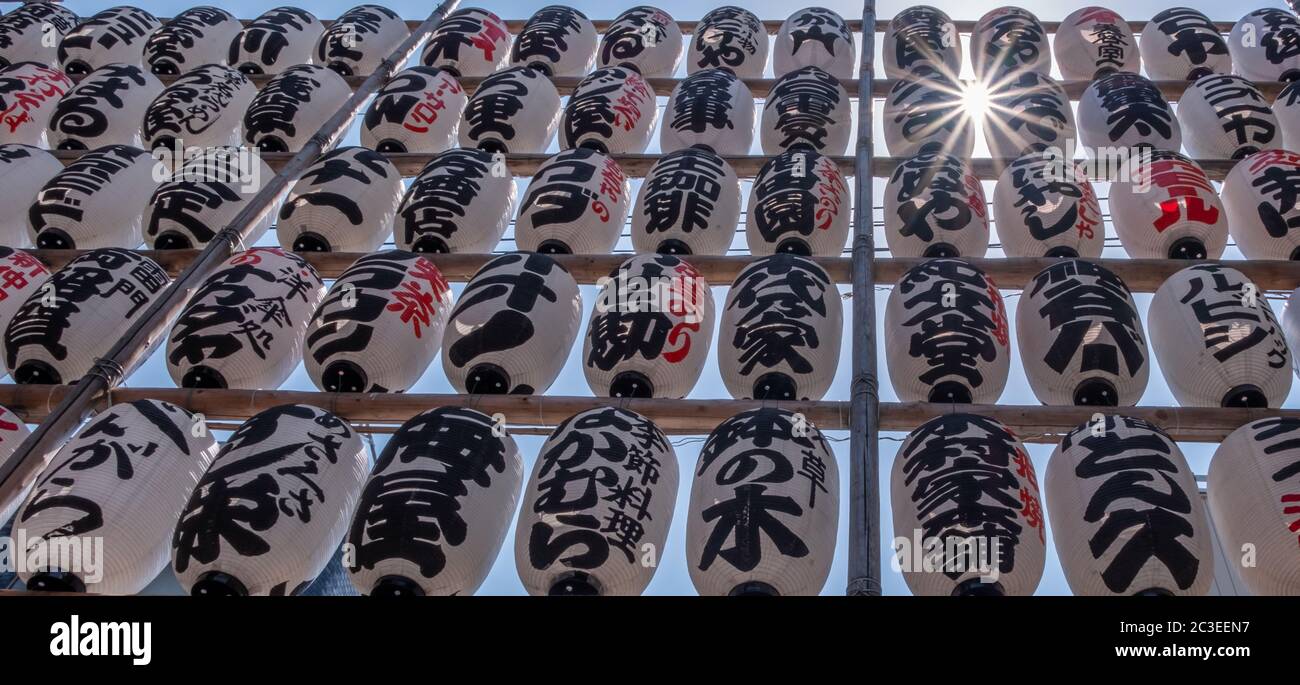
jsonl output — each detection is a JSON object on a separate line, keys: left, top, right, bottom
{"left": 0, "top": 247, "right": 50, "bottom": 376}
{"left": 172, "top": 403, "right": 369, "bottom": 596}
{"left": 1052, "top": 6, "right": 1140, "bottom": 81}
{"left": 560, "top": 66, "right": 658, "bottom": 154}
{"left": 747, "top": 149, "right": 849, "bottom": 257}
{"left": 0, "top": 61, "right": 73, "bottom": 147}
{"left": 243, "top": 64, "right": 350, "bottom": 152}
{"left": 1139, "top": 7, "right": 1231, "bottom": 81}
{"left": 760, "top": 66, "right": 850, "bottom": 156}
{"left": 584, "top": 253, "right": 713, "bottom": 398}
{"left": 884, "top": 151, "right": 989, "bottom": 258}
{"left": 442, "top": 252, "right": 581, "bottom": 395}
{"left": 1108, "top": 149, "right": 1227, "bottom": 259}
{"left": 421, "top": 8, "right": 511, "bottom": 78}
{"left": 47, "top": 63, "right": 163, "bottom": 150}
{"left": 0, "top": 2, "right": 79, "bottom": 68}
{"left": 1017, "top": 259, "right": 1149, "bottom": 406}
{"left": 346, "top": 407, "right": 522, "bottom": 596}
{"left": 58, "top": 6, "right": 159, "bottom": 76}
{"left": 1222, "top": 149, "right": 1300, "bottom": 260}
{"left": 969, "top": 7, "right": 1050, "bottom": 81}
{"left": 509, "top": 5, "right": 597, "bottom": 78}
{"left": 631, "top": 147, "right": 741, "bottom": 256}
{"left": 29, "top": 144, "right": 160, "bottom": 249}
{"left": 145, "top": 146, "right": 275, "bottom": 249}
{"left": 361, "top": 66, "right": 466, "bottom": 154}
{"left": 305, "top": 250, "right": 452, "bottom": 393}
{"left": 316, "top": 5, "right": 409, "bottom": 77}
{"left": 1277, "top": 81, "right": 1300, "bottom": 151}
{"left": 0, "top": 404, "right": 30, "bottom": 464}
{"left": 0, "top": 144, "right": 61, "bottom": 247}
{"left": 229, "top": 6, "right": 324, "bottom": 76}
{"left": 686, "top": 407, "right": 837, "bottom": 596}
{"left": 1230, "top": 9, "right": 1300, "bottom": 84}
{"left": 892, "top": 413, "right": 1046, "bottom": 596}
{"left": 516, "top": 406, "right": 677, "bottom": 596}
{"left": 1178, "top": 74, "right": 1279, "bottom": 160}
{"left": 278, "top": 145, "right": 402, "bottom": 254}
{"left": 458, "top": 65, "right": 560, "bottom": 154}
{"left": 142, "top": 64, "right": 256, "bottom": 153}
{"left": 1208, "top": 418, "right": 1300, "bottom": 595}
{"left": 885, "top": 258, "right": 1010, "bottom": 403}
{"left": 661, "top": 67, "right": 755, "bottom": 156}
{"left": 515, "top": 148, "right": 631, "bottom": 254}
{"left": 1046, "top": 414, "right": 1214, "bottom": 596}
{"left": 16, "top": 399, "right": 218, "bottom": 594}
{"left": 143, "top": 7, "right": 242, "bottom": 75}
{"left": 883, "top": 5, "right": 961, "bottom": 80}
{"left": 883, "top": 70, "right": 974, "bottom": 159}
{"left": 599, "top": 6, "right": 682, "bottom": 78}
{"left": 993, "top": 154, "right": 1104, "bottom": 258}
{"left": 166, "top": 247, "right": 326, "bottom": 390}
{"left": 688, "top": 6, "right": 768, "bottom": 78}
{"left": 4, "top": 248, "right": 167, "bottom": 385}
{"left": 1149, "top": 264, "right": 1291, "bottom": 408}
{"left": 773, "top": 7, "right": 854, "bottom": 80}
{"left": 1077, "top": 72, "right": 1181, "bottom": 155}
{"left": 396, "top": 148, "right": 514, "bottom": 254}
{"left": 719, "top": 254, "right": 842, "bottom": 400}
{"left": 982, "top": 71, "right": 1075, "bottom": 163}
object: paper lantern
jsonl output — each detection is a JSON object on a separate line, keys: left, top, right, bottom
{"left": 47, "top": 63, "right": 163, "bottom": 150}
{"left": 420, "top": 8, "right": 511, "bottom": 78}
{"left": 15, "top": 400, "right": 218, "bottom": 594}
{"left": 442, "top": 252, "right": 581, "bottom": 395}
{"left": 583, "top": 254, "right": 713, "bottom": 398}
{"left": 599, "top": 6, "right": 682, "bottom": 78}
{"left": 166, "top": 248, "right": 326, "bottom": 390}
{"left": 1148, "top": 264, "right": 1291, "bottom": 408}
{"left": 688, "top": 6, "right": 767, "bottom": 78}
{"left": 0, "top": 2, "right": 79, "bottom": 68}
{"left": 458, "top": 65, "right": 560, "bottom": 154}
{"left": 1108, "top": 149, "right": 1226, "bottom": 259}
{"left": 514, "top": 148, "right": 631, "bottom": 254}
{"left": 145, "top": 146, "right": 275, "bottom": 249}
{"left": 243, "top": 64, "right": 351, "bottom": 152}
{"left": 982, "top": 71, "right": 1075, "bottom": 163}
{"left": 1177, "top": 74, "right": 1279, "bottom": 159}
{"left": 1230, "top": 9, "right": 1300, "bottom": 84}
{"left": 143, "top": 7, "right": 242, "bottom": 75}
{"left": 969, "top": 7, "right": 1050, "bottom": 81}
{"left": 885, "top": 258, "right": 1009, "bottom": 403}
{"left": 883, "top": 70, "right": 974, "bottom": 159}
{"left": 773, "top": 7, "right": 854, "bottom": 80}
{"left": 143, "top": 64, "right": 256, "bottom": 153}
{"left": 892, "top": 413, "right": 1045, "bottom": 596}
{"left": 305, "top": 250, "right": 451, "bottom": 393}
{"left": 0, "top": 404, "right": 29, "bottom": 464}
{"left": 1046, "top": 414, "right": 1213, "bottom": 596}
{"left": 1052, "top": 6, "right": 1139, "bottom": 81}
{"left": 1017, "top": 259, "right": 1148, "bottom": 406}
{"left": 883, "top": 6, "right": 961, "bottom": 80}
{"left": 1277, "top": 81, "right": 1300, "bottom": 150}
{"left": 361, "top": 66, "right": 466, "bottom": 154}
{"left": 560, "top": 66, "right": 657, "bottom": 154}
{"left": 316, "top": 5, "right": 409, "bottom": 76}
{"left": 760, "top": 66, "right": 850, "bottom": 156}
{"left": 883, "top": 151, "right": 989, "bottom": 258}
{"left": 1208, "top": 418, "right": 1300, "bottom": 595}
{"left": 396, "top": 147, "right": 515, "bottom": 254}
{"left": 29, "top": 144, "right": 160, "bottom": 249}
{"left": 172, "top": 404, "right": 369, "bottom": 596}
{"left": 4, "top": 248, "right": 167, "bottom": 385}
{"left": 58, "top": 6, "right": 160, "bottom": 76}
{"left": 0, "top": 144, "right": 60, "bottom": 247}
{"left": 229, "top": 6, "right": 324, "bottom": 76}
{"left": 686, "top": 407, "right": 837, "bottom": 596}
{"left": 516, "top": 406, "right": 677, "bottom": 596}
{"left": 509, "top": 5, "right": 597, "bottom": 78}
{"left": 1139, "top": 7, "right": 1231, "bottom": 81}
{"left": 0, "top": 62, "right": 73, "bottom": 147}
{"left": 719, "top": 254, "right": 842, "bottom": 400}
{"left": 631, "top": 147, "right": 741, "bottom": 256}
{"left": 747, "top": 149, "right": 849, "bottom": 257}
{"left": 993, "top": 154, "right": 1103, "bottom": 258}
{"left": 0, "top": 247, "right": 49, "bottom": 375}
{"left": 1222, "top": 149, "right": 1300, "bottom": 260}
{"left": 347, "top": 407, "right": 522, "bottom": 596}
{"left": 1077, "top": 72, "right": 1180, "bottom": 153}
{"left": 661, "top": 67, "right": 755, "bottom": 156}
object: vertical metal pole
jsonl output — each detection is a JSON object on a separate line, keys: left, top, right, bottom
{"left": 847, "top": 1, "right": 881, "bottom": 596}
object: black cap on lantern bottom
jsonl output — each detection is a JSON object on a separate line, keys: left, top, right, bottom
{"left": 293, "top": 232, "right": 332, "bottom": 252}
{"left": 466, "top": 363, "right": 510, "bottom": 394}
{"left": 326, "top": 61, "right": 353, "bottom": 77}
{"left": 192, "top": 571, "right": 249, "bottom": 596}
{"left": 26, "top": 571, "right": 86, "bottom": 593}
{"left": 753, "top": 372, "right": 797, "bottom": 400}
{"left": 776, "top": 238, "right": 812, "bottom": 256}
{"left": 154, "top": 232, "right": 194, "bottom": 250}
{"left": 952, "top": 578, "right": 1005, "bottom": 596}
{"left": 1168, "top": 237, "right": 1207, "bottom": 260}
{"left": 527, "top": 61, "right": 555, "bottom": 77}
{"left": 257, "top": 137, "right": 288, "bottom": 153}
{"left": 1232, "top": 146, "right": 1261, "bottom": 160}
{"left": 922, "top": 243, "right": 958, "bottom": 258}
{"left": 729, "top": 581, "right": 779, "bottom": 596}
{"left": 55, "top": 139, "right": 86, "bottom": 151}
{"left": 928, "top": 381, "right": 972, "bottom": 403}
{"left": 152, "top": 136, "right": 177, "bottom": 154}
{"left": 655, "top": 239, "right": 693, "bottom": 255}
{"left": 411, "top": 234, "right": 450, "bottom": 253}
{"left": 152, "top": 63, "right": 180, "bottom": 76}
{"left": 578, "top": 139, "right": 610, "bottom": 154}
{"left": 237, "top": 63, "right": 264, "bottom": 76}
{"left": 537, "top": 240, "right": 573, "bottom": 255}
{"left": 1187, "top": 67, "right": 1215, "bottom": 80}
{"left": 1073, "top": 378, "right": 1118, "bottom": 406}
{"left": 611, "top": 371, "right": 654, "bottom": 398}
{"left": 182, "top": 365, "right": 228, "bottom": 389}
{"left": 1289, "top": 245, "right": 1300, "bottom": 261}
{"left": 439, "top": 65, "right": 462, "bottom": 79}
{"left": 323, "top": 360, "right": 368, "bottom": 393}
{"left": 371, "top": 575, "right": 426, "bottom": 597}
{"left": 13, "top": 360, "right": 62, "bottom": 385}
{"left": 35, "top": 229, "right": 74, "bottom": 250}
{"left": 375, "top": 139, "right": 408, "bottom": 154}
{"left": 1282, "top": 69, "right": 1300, "bottom": 84}
{"left": 1134, "top": 587, "right": 1175, "bottom": 597}
{"left": 477, "top": 139, "right": 507, "bottom": 155}
{"left": 63, "top": 61, "right": 92, "bottom": 76}
{"left": 1222, "top": 384, "right": 1268, "bottom": 408}
{"left": 549, "top": 571, "right": 601, "bottom": 596}
{"left": 1044, "top": 245, "right": 1079, "bottom": 258}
